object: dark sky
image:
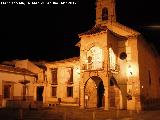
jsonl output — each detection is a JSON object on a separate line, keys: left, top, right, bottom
{"left": 1, "top": 0, "right": 160, "bottom": 62}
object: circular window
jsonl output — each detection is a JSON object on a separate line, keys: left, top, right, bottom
{"left": 119, "top": 52, "right": 127, "bottom": 60}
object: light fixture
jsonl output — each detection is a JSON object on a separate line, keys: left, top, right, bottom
{"left": 76, "top": 67, "right": 80, "bottom": 74}
{"left": 128, "top": 65, "right": 133, "bottom": 76}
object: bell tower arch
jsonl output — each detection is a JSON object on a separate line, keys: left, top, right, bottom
{"left": 96, "top": 0, "right": 116, "bottom": 25}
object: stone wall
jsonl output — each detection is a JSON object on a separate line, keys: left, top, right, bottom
{"left": 45, "top": 60, "right": 80, "bottom": 106}
{"left": 137, "top": 36, "right": 160, "bottom": 109}
{"left": 109, "top": 86, "right": 120, "bottom": 109}
{"left": 0, "top": 71, "right": 36, "bottom": 107}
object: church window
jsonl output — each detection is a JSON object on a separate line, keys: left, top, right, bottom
{"left": 109, "top": 48, "right": 116, "bottom": 70}
{"left": 51, "top": 68, "right": 57, "bottom": 85}
{"left": 102, "top": 7, "right": 108, "bottom": 21}
{"left": 87, "top": 56, "right": 93, "bottom": 69}
{"left": 67, "top": 87, "right": 73, "bottom": 97}
{"left": 88, "top": 56, "right": 92, "bottom": 63}
{"left": 86, "top": 46, "right": 103, "bottom": 70}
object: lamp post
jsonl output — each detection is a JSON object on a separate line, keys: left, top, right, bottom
{"left": 19, "top": 75, "right": 30, "bottom": 101}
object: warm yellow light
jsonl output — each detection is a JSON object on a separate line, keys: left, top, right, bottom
{"left": 128, "top": 65, "right": 133, "bottom": 76}
{"left": 109, "top": 48, "right": 116, "bottom": 70}
{"left": 126, "top": 64, "right": 138, "bottom": 77}
{"left": 63, "top": 68, "right": 71, "bottom": 82}
{"left": 85, "top": 46, "right": 103, "bottom": 70}
{"left": 76, "top": 67, "right": 80, "bottom": 74}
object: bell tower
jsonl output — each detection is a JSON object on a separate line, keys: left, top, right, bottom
{"left": 96, "top": 0, "right": 116, "bottom": 25}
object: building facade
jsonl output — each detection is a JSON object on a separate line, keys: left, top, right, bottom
{"left": 0, "top": 59, "right": 46, "bottom": 108}
{"left": 0, "top": 64, "right": 37, "bottom": 108}
{"left": 15, "top": 59, "right": 46, "bottom": 102}
{"left": 1, "top": 0, "right": 160, "bottom": 111}
{"left": 45, "top": 0, "right": 160, "bottom": 111}
{"left": 45, "top": 57, "right": 80, "bottom": 106}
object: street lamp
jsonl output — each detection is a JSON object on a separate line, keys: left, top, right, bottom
{"left": 19, "top": 75, "right": 30, "bottom": 101}
{"left": 128, "top": 65, "right": 133, "bottom": 76}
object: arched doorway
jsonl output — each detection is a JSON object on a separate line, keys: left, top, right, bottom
{"left": 109, "top": 76, "right": 121, "bottom": 109}
{"left": 84, "top": 76, "right": 104, "bottom": 108}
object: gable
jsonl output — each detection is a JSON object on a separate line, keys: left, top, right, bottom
{"left": 106, "top": 22, "right": 140, "bottom": 37}
{"left": 76, "top": 22, "right": 140, "bottom": 47}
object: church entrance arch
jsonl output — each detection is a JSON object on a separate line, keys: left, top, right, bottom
{"left": 109, "top": 76, "right": 122, "bottom": 109}
{"left": 84, "top": 76, "right": 104, "bottom": 108}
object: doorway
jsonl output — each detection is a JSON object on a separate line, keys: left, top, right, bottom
{"left": 97, "top": 81, "right": 105, "bottom": 107}
{"left": 109, "top": 77, "right": 121, "bottom": 109}
{"left": 85, "top": 76, "right": 104, "bottom": 108}
{"left": 37, "top": 86, "right": 44, "bottom": 101}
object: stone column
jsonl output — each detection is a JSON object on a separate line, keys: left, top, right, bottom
{"left": 33, "top": 85, "right": 37, "bottom": 101}
{"left": 80, "top": 84, "right": 85, "bottom": 109}
{"left": 43, "top": 85, "right": 46, "bottom": 103}
{"left": 104, "top": 86, "right": 109, "bottom": 110}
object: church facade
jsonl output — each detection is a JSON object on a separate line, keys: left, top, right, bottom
{"left": 44, "top": 0, "right": 160, "bottom": 110}
{"left": 1, "top": 0, "right": 159, "bottom": 111}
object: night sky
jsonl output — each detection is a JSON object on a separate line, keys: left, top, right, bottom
{"left": 1, "top": 0, "right": 160, "bottom": 62}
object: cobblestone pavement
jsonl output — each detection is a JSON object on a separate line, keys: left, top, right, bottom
{"left": 0, "top": 106, "right": 160, "bottom": 120}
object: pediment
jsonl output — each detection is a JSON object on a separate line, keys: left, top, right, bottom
{"left": 106, "top": 22, "right": 140, "bottom": 37}
{"left": 76, "top": 22, "right": 140, "bottom": 47}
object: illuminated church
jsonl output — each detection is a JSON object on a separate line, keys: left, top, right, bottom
{"left": 0, "top": 0, "right": 160, "bottom": 111}
{"left": 45, "top": 0, "right": 160, "bottom": 110}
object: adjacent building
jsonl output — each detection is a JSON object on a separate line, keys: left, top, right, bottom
{"left": 0, "top": 64, "right": 37, "bottom": 108}
{"left": 45, "top": 57, "right": 80, "bottom": 106}
{"left": 0, "top": 59, "right": 46, "bottom": 108}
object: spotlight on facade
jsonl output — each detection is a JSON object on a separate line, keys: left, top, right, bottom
{"left": 76, "top": 67, "right": 80, "bottom": 74}
{"left": 128, "top": 65, "right": 133, "bottom": 76}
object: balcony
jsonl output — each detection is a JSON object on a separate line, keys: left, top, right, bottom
{"left": 82, "top": 62, "right": 104, "bottom": 71}
{"left": 108, "top": 64, "right": 120, "bottom": 74}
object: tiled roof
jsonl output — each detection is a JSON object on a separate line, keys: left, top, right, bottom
{"left": 32, "top": 61, "right": 47, "bottom": 70}
{"left": 79, "top": 22, "right": 140, "bottom": 36}
{"left": 0, "top": 64, "right": 37, "bottom": 76}
{"left": 46, "top": 57, "right": 80, "bottom": 64}
{"left": 79, "top": 25, "right": 108, "bottom": 35}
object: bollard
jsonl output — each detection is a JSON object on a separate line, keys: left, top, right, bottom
{"left": 93, "top": 111, "right": 95, "bottom": 120}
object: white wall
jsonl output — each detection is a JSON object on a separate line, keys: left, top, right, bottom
{"left": 0, "top": 71, "right": 36, "bottom": 98}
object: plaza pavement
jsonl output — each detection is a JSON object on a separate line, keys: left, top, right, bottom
{"left": 0, "top": 105, "right": 160, "bottom": 120}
